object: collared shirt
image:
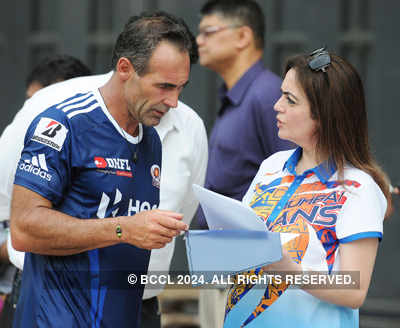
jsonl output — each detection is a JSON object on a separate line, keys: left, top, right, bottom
{"left": 144, "top": 100, "right": 208, "bottom": 299}
{"left": 0, "top": 72, "right": 208, "bottom": 300}
{"left": 198, "top": 60, "right": 294, "bottom": 227}
{"left": 224, "top": 148, "right": 386, "bottom": 328}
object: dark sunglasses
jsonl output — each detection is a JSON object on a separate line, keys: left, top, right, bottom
{"left": 308, "top": 47, "right": 331, "bottom": 72}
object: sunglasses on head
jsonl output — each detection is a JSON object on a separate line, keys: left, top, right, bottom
{"left": 308, "top": 47, "right": 331, "bottom": 72}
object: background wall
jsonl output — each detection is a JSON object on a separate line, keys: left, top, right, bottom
{"left": 0, "top": 1, "right": 399, "bottom": 326}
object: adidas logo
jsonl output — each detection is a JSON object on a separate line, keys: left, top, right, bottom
{"left": 19, "top": 154, "right": 52, "bottom": 181}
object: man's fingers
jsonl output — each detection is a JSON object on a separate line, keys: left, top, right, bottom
{"left": 147, "top": 213, "right": 186, "bottom": 235}
{"left": 151, "top": 242, "right": 168, "bottom": 250}
{"left": 160, "top": 225, "right": 180, "bottom": 238}
{"left": 153, "top": 235, "right": 172, "bottom": 245}
{"left": 149, "top": 223, "right": 177, "bottom": 239}
{"left": 155, "top": 209, "right": 183, "bottom": 220}
{"left": 156, "top": 215, "right": 188, "bottom": 231}
{"left": 146, "top": 235, "right": 172, "bottom": 249}
{"left": 127, "top": 210, "right": 188, "bottom": 250}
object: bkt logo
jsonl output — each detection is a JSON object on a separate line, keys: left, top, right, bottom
{"left": 19, "top": 154, "right": 52, "bottom": 181}
{"left": 96, "top": 189, "right": 157, "bottom": 218}
{"left": 94, "top": 157, "right": 131, "bottom": 170}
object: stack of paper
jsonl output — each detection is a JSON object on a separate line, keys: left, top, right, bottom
{"left": 185, "top": 185, "right": 283, "bottom": 282}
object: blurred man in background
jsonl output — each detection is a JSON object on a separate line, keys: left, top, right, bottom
{"left": 196, "top": 0, "right": 293, "bottom": 227}
{"left": 25, "top": 55, "right": 92, "bottom": 99}
{"left": 196, "top": 1, "right": 294, "bottom": 326}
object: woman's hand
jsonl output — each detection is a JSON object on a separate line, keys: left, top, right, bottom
{"left": 262, "top": 247, "right": 302, "bottom": 273}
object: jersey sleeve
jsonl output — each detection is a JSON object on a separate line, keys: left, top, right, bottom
{"left": 335, "top": 178, "right": 386, "bottom": 243}
{"left": 14, "top": 110, "right": 72, "bottom": 206}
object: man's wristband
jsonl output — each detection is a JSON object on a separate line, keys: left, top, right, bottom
{"left": 116, "top": 222, "right": 122, "bottom": 239}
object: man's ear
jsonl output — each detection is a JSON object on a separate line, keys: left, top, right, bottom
{"left": 237, "top": 26, "right": 253, "bottom": 50}
{"left": 116, "top": 57, "right": 135, "bottom": 81}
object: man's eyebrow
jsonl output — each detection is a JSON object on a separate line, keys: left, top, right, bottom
{"left": 161, "top": 83, "right": 176, "bottom": 87}
{"left": 281, "top": 89, "right": 298, "bottom": 101}
{"left": 159, "top": 81, "right": 189, "bottom": 88}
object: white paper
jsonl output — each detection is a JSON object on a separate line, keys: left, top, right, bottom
{"left": 192, "top": 184, "right": 266, "bottom": 231}
{"left": 192, "top": 184, "right": 298, "bottom": 244}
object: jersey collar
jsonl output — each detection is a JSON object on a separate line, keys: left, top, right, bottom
{"left": 283, "top": 147, "right": 336, "bottom": 184}
{"left": 94, "top": 88, "right": 143, "bottom": 144}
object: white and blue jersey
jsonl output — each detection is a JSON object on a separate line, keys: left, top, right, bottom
{"left": 13, "top": 89, "right": 162, "bottom": 328}
{"left": 224, "top": 148, "right": 386, "bottom": 328}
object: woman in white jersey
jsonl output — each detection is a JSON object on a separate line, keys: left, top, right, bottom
{"left": 223, "top": 48, "right": 392, "bottom": 328}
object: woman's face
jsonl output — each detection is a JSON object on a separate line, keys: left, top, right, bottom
{"left": 274, "top": 68, "right": 318, "bottom": 150}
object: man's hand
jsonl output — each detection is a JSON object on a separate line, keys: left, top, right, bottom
{"left": 121, "top": 209, "right": 188, "bottom": 250}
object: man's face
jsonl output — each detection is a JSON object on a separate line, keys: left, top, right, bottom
{"left": 196, "top": 14, "right": 240, "bottom": 70}
{"left": 124, "top": 41, "right": 190, "bottom": 127}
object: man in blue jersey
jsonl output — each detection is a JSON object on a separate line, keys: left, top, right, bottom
{"left": 10, "top": 12, "right": 196, "bottom": 328}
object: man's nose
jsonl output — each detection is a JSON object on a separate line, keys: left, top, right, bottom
{"left": 163, "top": 91, "right": 179, "bottom": 108}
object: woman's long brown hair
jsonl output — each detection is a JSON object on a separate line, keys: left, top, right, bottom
{"left": 284, "top": 53, "right": 392, "bottom": 217}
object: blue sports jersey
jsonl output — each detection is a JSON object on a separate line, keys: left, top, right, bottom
{"left": 13, "top": 90, "right": 162, "bottom": 328}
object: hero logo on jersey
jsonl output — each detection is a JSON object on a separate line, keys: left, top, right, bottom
{"left": 31, "top": 117, "right": 68, "bottom": 151}
{"left": 94, "top": 156, "right": 133, "bottom": 178}
{"left": 19, "top": 154, "right": 52, "bottom": 181}
{"left": 96, "top": 188, "right": 157, "bottom": 218}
